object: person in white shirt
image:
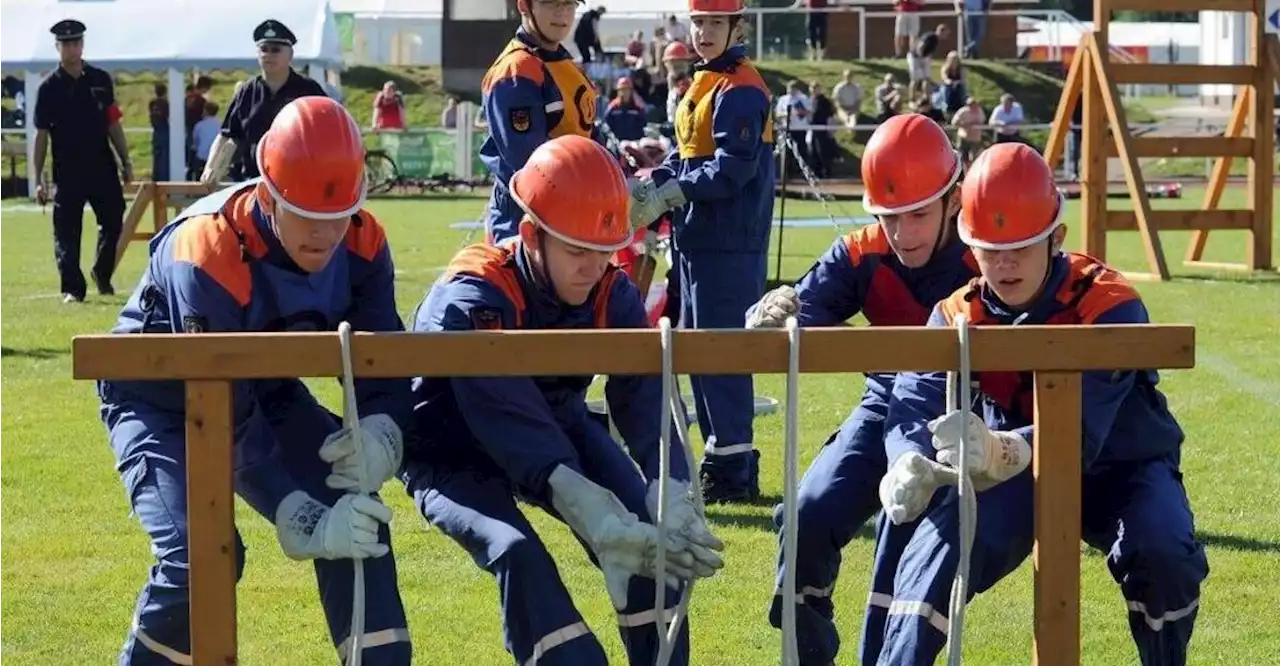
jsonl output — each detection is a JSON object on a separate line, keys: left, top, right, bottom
{"left": 988, "top": 93, "right": 1025, "bottom": 143}
{"left": 187, "top": 100, "right": 221, "bottom": 181}
{"left": 775, "top": 80, "right": 812, "bottom": 174}
{"left": 665, "top": 14, "right": 689, "bottom": 44}
{"left": 832, "top": 69, "right": 864, "bottom": 136}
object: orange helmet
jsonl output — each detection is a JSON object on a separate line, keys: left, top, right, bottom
{"left": 689, "top": 0, "right": 745, "bottom": 15}
{"left": 861, "top": 114, "right": 961, "bottom": 216}
{"left": 958, "top": 143, "right": 1064, "bottom": 251}
{"left": 662, "top": 41, "right": 693, "bottom": 62}
{"left": 256, "top": 96, "right": 366, "bottom": 219}
{"left": 616, "top": 76, "right": 633, "bottom": 89}
{"left": 509, "top": 135, "right": 632, "bottom": 252}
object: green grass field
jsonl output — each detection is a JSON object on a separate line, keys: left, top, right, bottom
{"left": 2, "top": 188, "right": 1279, "bottom": 665}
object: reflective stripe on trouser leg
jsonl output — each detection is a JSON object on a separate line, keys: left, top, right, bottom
{"left": 770, "top": 404, "right": 888, "bottom": 666}
{"left": 616, "top": 576, "right": 690, "bottom": 666}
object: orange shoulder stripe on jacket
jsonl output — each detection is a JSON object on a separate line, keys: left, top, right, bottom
{"left": 720, "top": 62, "right": 770, "bottom": 97}
{"left": 344, "top": 210, "right": 387, "bottom": 262}
{"left": 842, "top": 224, "right": 892, "bottom": 268}
{"left": 171, "top": 214, "right": 254, "bottom": 307}
{"left": 1062, "top": 253, "right": 1140, "bottom": 324}
{"left": 592, "top": 266, "right": 622, "bottom": 328}
{"left": 442, "top": 244, "right": 527, "bottom": 324}
{"left": 482, "top": 45, "right": 546, "bottom": 94}
{"left": 230, "top": 185, "right": 270, "bottom": 259}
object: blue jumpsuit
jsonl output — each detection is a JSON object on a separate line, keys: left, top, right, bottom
{"left": 403, "top": 243, "right": 692, "bottom": 666}
{"left": 762, "top": 225, "right": 978, "bottom": 665}
{"left": 649, "top": 45, "right": 776, "bottom": 499}
{"left": 98, "top": 181, "right": 413, "bottom": 665}
{"left": 480, "top": 28, "right": 603, "bottom": 245}
{"left": 604, "top": 97, "right": 648, "bottom": 142}
{"left": 867, "top": 253, "right": 1208, "bottom": 666}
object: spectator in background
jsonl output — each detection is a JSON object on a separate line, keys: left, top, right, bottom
{"left": 605, "top": 77, "right": 647, "bottom": 141}
{"left": 184, "top": 75, "right": 213, "bottom": 168}
{"left": 372, "top": 81, "right": 406, "bottom": 130}
{"left": 665, "top": 14, "right": 688, "bottom": 44}
{"left": 894, "top": 0, "right": 925, "bottom": 57}
{"left": 914, "top": 96, "right": 945, "bottom": 124}
{"left": 951, "top": 96, "right": 985, "bottom": 165}
{"left": 651, "top": 26, "right": 670, "bottom": 75}
{"left": 666, "top": 72, "right": 691, "bottom": 126}
{"left": 625, "top": 30, "right": 646, "bottom": 68}
{"left": 940, "top": 50, "right": 967, "bottom": 114}
{"left": 574, "top": 5, "right": 605, "bottom": 63}
{"left": 807, "top": 81, "right": 837, "bottom": 177}
{"left": 955, "top": 0, "right": 990, "bottom": 58}
{"left": 630, "top": 65, "right": 654, "bottom": 106}
{"left": 775, "top": 80, "right": 812, "bottom": 173}
{"left": 186, "top": 101, "right": 219, "bottom": 181}
{"left": 807, "top": 0, "right": 829, "bottom": 61}
{"left": 989, "top": 93, "right": 1025, "bottom": 143}
{"left": 832, "top": 69, "right": 863, "bottom": 136}
{"left": 909, "top": 23, "right": 949, "bottom": 99}
{"left": 149, "top": 83, "right": 169, "bottom": 181}
{"left": 1065, "top": 95, "right": 1082, "bottom": 180}
{"left": 875, "top": 73, "right": 898, "bottom": 121}
{"left": 441, "top": 95, "right": 459, "bottom": 128}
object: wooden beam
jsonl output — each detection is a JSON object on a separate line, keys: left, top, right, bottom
{"left": 1044, "top": 36, "right": 1089, "bottom": 169}
{"left": 115, "top": 183, "right": 153, "bottom": 271}
{"left": 185, "top": 381, "right": 236, "bottom": 666}
{"left": 1032, "top": 372, "right": 1083, "bottom": 666}
{"left": 1101, "top": 0, "right": 1252, "bottom": 10}
{"left": 1186, "top": 87, "right": 1252, "bottom": 262}
{"left": 1110, "top": 64, "right": 1255, "bottom": 85}
{"left": 1105, "top": 209, "right": 1255, "bottom": 231}
{"left": 1247, "top": 29, "right": 1276, "bottom": 270}
{"left": 71, "top": 326, "right": 1198, "bottom": 381}
{"left": 1081, "top": 44, "right": 1107, "bottom": 260}
{"left": 1089, "top": 34, "right": 1171, "bottom": 280}
{"left": 1105, "top": 137, "right": 1254, "bottom": 158}
{"left": 124, "top": 181, "right": 225, "bottom": 197}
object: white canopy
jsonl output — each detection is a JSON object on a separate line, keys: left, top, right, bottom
{"left": 1, "top": 0, "right": 343, "bottom": 73}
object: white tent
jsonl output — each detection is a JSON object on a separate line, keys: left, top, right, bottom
{"left": 1, "top": 0, "right": 343, "bottom": 191}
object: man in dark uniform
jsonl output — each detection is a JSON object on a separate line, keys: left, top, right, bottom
{"left": 201, "top": 19, "right": 327, "bottom": 185}
{"left": 32, "top": 18, "right": 132, "bottom": 303}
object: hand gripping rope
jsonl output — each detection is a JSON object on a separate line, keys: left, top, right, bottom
{"left": 654, "top": 317, "right": 708, "bottom": 666}
{"left": 338, "top": 322, "right": 368, "bottom": 666}
{"left": 943, "top": 314, "right": 977, "bottom": 666}
{"left": 781, "top": 316, "right": 802, "bottom": 666}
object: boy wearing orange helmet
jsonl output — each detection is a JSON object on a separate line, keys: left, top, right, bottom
{"left": 98, "top": 97, "right": 412, "bottom": 665}
{"left": 629, "top": 0, "right": 777, "bottom": 504}
{"left": 480, "top": 0, "right": 605, "bottom": 246}
{"left": 604, "top": 76, "right": 647, "bottom": 141}
{"left": 751, "top": 114, "right": 979, "bottom": 665}
{"left": 870, "top": 143, "right": 1206, "bottom": 665}
{"left": 403, "top": 135, "right": 724, "bottom": 666}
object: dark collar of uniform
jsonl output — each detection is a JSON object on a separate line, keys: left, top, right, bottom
{"left": 694, "top": 45, "right": 748, "bottom": 74}
{"left": 255, "top": 69, "right": 306, "bottom": 94}
{"left": 250, "top": 199, "right": 308, "bottom": 274}
{"left": 978, "top": 253, "right": 1070, "bottom": 324}
{"left": 513, "top": 239, "right": 599, "bottom": 322}
{"left": 52, "top": 61, "right": 96, "bottom": 80}
{"left": 515, "top": 27, "right": 574, "bottom": 62}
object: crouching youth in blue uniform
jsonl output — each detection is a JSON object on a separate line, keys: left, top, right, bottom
{"left": 751, "top": 115, "right": 978, "bottom": 666}
{"left": 869, "top": 143, "right": 1207, "bottom": 666}
{"left": 97, "top": 98, "right": 413, "bottom": 665}
{"left": 402, "top": 136, "right": 725, "bottom": 666}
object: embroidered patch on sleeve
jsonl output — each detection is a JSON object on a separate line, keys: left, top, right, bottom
{"left": 470, "top": 307, "right": 504, "bottom": 331}
{"left": 183, "top": 315, "right": 209, "bottom": 333}
{"left": 510, "top": 107, "right": 532, "bottom": 133}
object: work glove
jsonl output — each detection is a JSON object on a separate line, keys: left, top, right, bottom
{"left": 879, "top": 451, "right": 953, "bottom": 525}
{"left": 645, "top": 479, "right": 725, "bottom": 579}
{"left": 928, "top": 410, "right": 1031, "bottom": 491}
{"left": 746, "top": 285, "right": 799, "bottom": 329}
{"left": 547, "top": 465, "right": 696, "bottom": 609}
{"left": 628, "top": 179, "right": 687, "bottom": 230}
{"left": 200, "top": 135, "right": 236, "bottom": 188}
{"left": 319, "top": 413, "right": 404, "bottom": 494}
{"left": 274, "top": 490, "right": 392, "bottom": 561}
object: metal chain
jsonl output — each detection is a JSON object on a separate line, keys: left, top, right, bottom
{"left": 779, "top": 132, "right": 859, "bottom": 237}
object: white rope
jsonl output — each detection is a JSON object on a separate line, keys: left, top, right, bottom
{"left": 654, "top": 317, "right": 674, "bottom": 662}
{"left": 944, "top": 314, "right": 976, "bottom": 666}
{"left": 655, "top": 370, "right": 702, "bottom": 666}
{"left": 781, "top": 317, "right": 802, "bottom": 666}
{"left": 338, "top": 322, "right": 367, "bottom": 666}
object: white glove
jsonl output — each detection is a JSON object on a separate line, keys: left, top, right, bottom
{"left": 628, "top": 179, "right": 687, "bottom": 230}
{"left": 746, "top": 285, "right": 799, "bottom": 329}
{"left": 318, "top": 413, "right": 404, "bottom": 494}
{"left": 547, "top": 465, "right": 696, "bottom": 609}
{"left": 274, "top": 490, "right": 392, "bottom": 561}
{"left": 879, "top": 452, "right": 954, "bottom": 525}
{"left": 645, "top": 479, "right": 725, "bottom": 579}
{"left": 928, "top": 410, "right": 1031, "bottom": 491}
{"left": 200, "top": 135, "right": 236, "bottom": 187}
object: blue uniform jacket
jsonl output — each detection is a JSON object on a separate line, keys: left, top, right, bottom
{"left": 100, "top": 180, "right": 411, "bottom": 516}
{"left": 761, "top": 224, "right": 979, "bottom": 416}
{"left": 885, "top": 252, "right": 1185, "bottom": 473}
{"left": 651, "top": 46, "right": 776, "bottom": 253}
{"left": 605, "top": 98, "right": 648, "bottom": 141}
{"left": 406, "top": 243, "right": 690, "bottom": 495}
{"left": 480, "top": 28, "right": 604, "bottom": 244}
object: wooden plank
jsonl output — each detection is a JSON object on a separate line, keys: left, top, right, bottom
{"left": 1183, "top": 260, "right": 1278, "bottom": 272}
{"left": 1043, "top": 37, "right": 1088, "bottom": 169}
{"left": 115, "top": 183, "right": 153, "bottom": 270}
{"left": 1081, "top": 45, "right": 1107, "bottom": 260}
{"left": 125, "top": 181, "right": 226, "bottom": 197}
{"left": 1247, "top": 30, "right": 1276, "bottom": 270}
{"left": 1090, "top": 35, "right": 1171, "bottom": 280}
{"left": 1105, "top": 209, "right": 1255, "bottom": 231}
{"left": 1031, "top": 372, "right": 1083, "bottom": 666}
{"left": 1102, "top": 0, "right": 1252, "bottom": 10}
{"left": 152, "top": 186, "right": 170, "bottom": 235}
{"left": 1186, "top": 88, "right": 1252, "bottom": 262}
{"left": 1104, "top": 137, "right": 1254, "bottom": 158}
{"left": 185, "top": 381, "right": 236, "bottom": 666}
{"left": 71, "top": 326, "right": 1198, "bottom": 380}
{"left": 1109, "top": 64, "right": 1255, "bottom": 85}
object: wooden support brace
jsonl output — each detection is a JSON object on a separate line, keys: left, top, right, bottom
{"left": 1246, "top": 31, "right": 1275, "bottom": 271}
{"left": 116, "top": 183, "right": 154, "bottom": 271}
{"left": 1044, "top": 37, "right": 1089, "bottom": 169}
{"left": 1033, "top": 372, "right": 1083, "bottom": 666}
{"left": 1185, "top": 87, "right": 1252, "bottom": 262}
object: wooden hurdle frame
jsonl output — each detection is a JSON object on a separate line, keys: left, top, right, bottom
{"left": 116, "top": 182, "right": 230, "bottom": 272}
{"left": 1043, "top": 0, "right": 1277, "bottom": 281}
{"left": 71, "top": 325, "right": 1196, "bottom": 665}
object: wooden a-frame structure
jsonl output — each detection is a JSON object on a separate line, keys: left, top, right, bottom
{"left": 1044, "top": 0, "right": 1277, "bottom": 281}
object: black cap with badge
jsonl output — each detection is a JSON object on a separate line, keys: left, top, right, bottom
{"left": 254, "top": 19, "right": 297, "bottom": 47}
{"left": 50, "top": 19, "right": 86, "bottom": 42}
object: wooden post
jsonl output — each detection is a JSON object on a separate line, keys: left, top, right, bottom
{"left": 1043, "top": 38, "right": 1089, "bottom": 170}
{"left": 1081, "top": 44, "right": 1107, "bottom": 260}
{"left": 1032, "top": 372, "right": 1083, "bottom": 666}
{"left": 1246, "top": 21, "right": 1275, "bottom": 271}
{"left": 1185, "top": 88, "right": 1252, "bottom": 263}
{"left": 186, "top": 381, "right": 237, "bottom": 665}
